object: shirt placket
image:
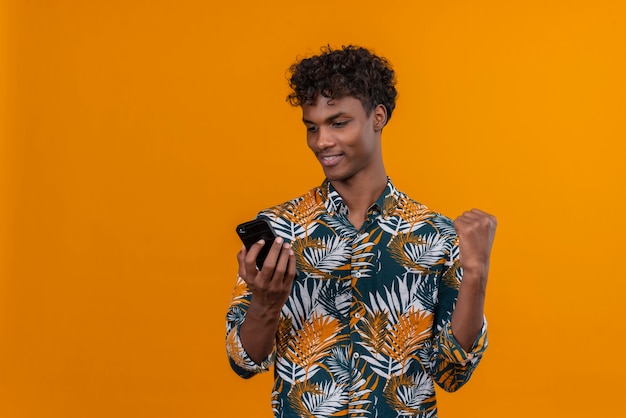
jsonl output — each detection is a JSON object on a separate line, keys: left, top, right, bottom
{"left": 347, "top": 205, "right": 380, "bottom": 411}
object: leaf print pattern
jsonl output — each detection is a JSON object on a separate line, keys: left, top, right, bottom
{"left": 382, "top": 308, "right": 433, "bottom": 366}
{"left": 266, "top": 189, "right": 326, "bottom": 240}
{"left": 441, "top": 260, "right": 461, "bottom": 291}
{"left": 289, "top": 380, "right": 348, "bottom": 418}
{"left": 358, "top": 310, "right": 390, "bottom": 354}
{"left": 284, "top": 312, "right": 348, "bottom": 372}
{"left": 295, "top": 235, "right": 351, "bottom": 280}
{"left": 383, "top": 373, "right": 436, "bottom": 416}
{"left": 226, "top": 179, "right": 488, "bottom": 417}
{"left": 387, "top": 232, "right": 448, "bottom": 274}
{"left": 229, "top": 276, "right": 251, "bottom": 308}
{"left": 317, "top": 283, "right": 352, "bottom": 321}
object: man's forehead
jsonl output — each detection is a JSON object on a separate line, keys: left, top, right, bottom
{"left": 303, "top": 95, "right": 363, "bottom": 110}
{"left": 306, "top": 94, "right": 338, "bottom": 107}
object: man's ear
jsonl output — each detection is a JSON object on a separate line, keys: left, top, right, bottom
{"left": 373, "top": 104, "right": 388, "bottom": 131}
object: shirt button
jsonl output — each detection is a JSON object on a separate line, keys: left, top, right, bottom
{"left": 354, "top": 312, "right": 361, "bottom": 319}
{"left": 353, "top": 353, "right": 360, "bottom": 359}
{"left": 355, "top": 272, "right": 362, "bottom": 278}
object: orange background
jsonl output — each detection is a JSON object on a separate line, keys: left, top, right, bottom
{"left": 2, "top": 1, "right": 625, "bottom": 417}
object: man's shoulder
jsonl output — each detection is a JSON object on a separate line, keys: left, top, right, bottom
{"left": 257, "top": 184, "right": 327, "bottom": 221}
{"left": 392, "top": 186, "right": 456, "bottom": 234}
{"left": 394, "top": 187, "right": 451, "bottom": 216}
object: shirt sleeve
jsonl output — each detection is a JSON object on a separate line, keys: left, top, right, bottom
{"left": 429, "top": 231, "right": 489, "bottom": 392}
{"left": 225, "top": 276, "right": 275, "bottom": 378}
{"left": 438, "top": 319, "right": 488, "bottom": 366}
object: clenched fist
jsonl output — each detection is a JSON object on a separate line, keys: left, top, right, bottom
{"left": 451, "top": 208, "right": 497, "bottom": 350}
{"left": 454, "top": 209, "right": 497, "bottom": 281}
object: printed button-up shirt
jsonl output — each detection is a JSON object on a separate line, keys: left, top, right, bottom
{"left": 226, "top": 179, "right": 487, "bottom": 418}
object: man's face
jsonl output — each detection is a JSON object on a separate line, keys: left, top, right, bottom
{"left": 302, "top": 96, "right": 384, "bottom": 184}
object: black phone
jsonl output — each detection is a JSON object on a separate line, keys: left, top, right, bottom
{"left": 235, "top": 218, "right": 277, "bottom": 270}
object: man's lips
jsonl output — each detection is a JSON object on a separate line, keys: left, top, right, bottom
{"left": 319, "top": 154, "right": 343, "bottom": 167}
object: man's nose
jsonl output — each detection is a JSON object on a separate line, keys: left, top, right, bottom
{"left": 315, "top": 126, "right": 335, "bottom": 149}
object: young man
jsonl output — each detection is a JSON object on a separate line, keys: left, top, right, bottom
{"left": 226, "top": 45, "right": 497, "bottom": 417}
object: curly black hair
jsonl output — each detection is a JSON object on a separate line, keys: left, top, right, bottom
{"left": 286, "top": 45, "right": 398, "bottom": 123}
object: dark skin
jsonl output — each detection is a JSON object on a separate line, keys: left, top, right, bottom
{"left": 303, "top": 96, "right": 388, "bottom": 229}
{"left": 238, "top": 96, "right": 497, "bottom": 363}
{"left": 238, "top": 238, "right": 296, "bottom": 363}
{"left": 451, "top": 208, "right": 497, "bottom": 349}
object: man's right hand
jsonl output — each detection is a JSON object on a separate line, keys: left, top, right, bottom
{"left": 237, "top": 237, "right": 296, "bottom": 364}
{"left": 238, "top": 237, "right": 297, "bottom": 312}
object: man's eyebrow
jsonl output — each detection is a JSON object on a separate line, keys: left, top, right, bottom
{"left": 302, "top": 112, "right": 348, "bottom": 125}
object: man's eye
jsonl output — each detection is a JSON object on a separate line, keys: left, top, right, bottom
{"left": 332, "top": 121, "right": 348, "bottom": 128}
{"left": 306, "top": 126, "right": 318, "bottom": 133}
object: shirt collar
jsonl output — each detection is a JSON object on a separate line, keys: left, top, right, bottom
{"left": 322, "top": 178, "right": 400, "bottom": 217}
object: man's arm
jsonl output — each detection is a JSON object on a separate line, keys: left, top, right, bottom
{"left": 450, "top": 208, "right": 497, "bottom": 351}
{"left": 237, "top": 237, "right": 297, "bottom": 364}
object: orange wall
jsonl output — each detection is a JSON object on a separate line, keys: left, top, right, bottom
{"left": 2, "top": 1, "right": 625, "bottom": 417}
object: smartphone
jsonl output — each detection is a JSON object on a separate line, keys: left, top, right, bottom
{"left": 235, "top": 218, "right": 277, "bottom": 270}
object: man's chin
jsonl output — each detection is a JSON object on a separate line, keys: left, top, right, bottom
{"left": 324, "top": 173, "right": 351, "bottom": 183}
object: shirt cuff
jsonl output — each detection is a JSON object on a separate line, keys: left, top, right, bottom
{"left": 438, "top": 318, "right": 488, "bottom": 366}
{"left": 226, "top": 325, "right": 275, "bottom": 375}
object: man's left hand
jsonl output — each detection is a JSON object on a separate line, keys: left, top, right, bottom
{"left": 453, "top": 209, "right": 497, "bottom": 282}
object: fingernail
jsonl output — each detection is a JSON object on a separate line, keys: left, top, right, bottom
{"left": 276, "top": 237, "right": 284, "bottom": 244}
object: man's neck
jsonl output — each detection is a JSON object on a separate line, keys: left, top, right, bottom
{"left": 330, "top": 172, "right": 388, "bottom": 230}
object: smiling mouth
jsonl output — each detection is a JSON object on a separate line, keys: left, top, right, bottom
{"left": 320, "top": 155, "right": 342, "bottom": 166}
